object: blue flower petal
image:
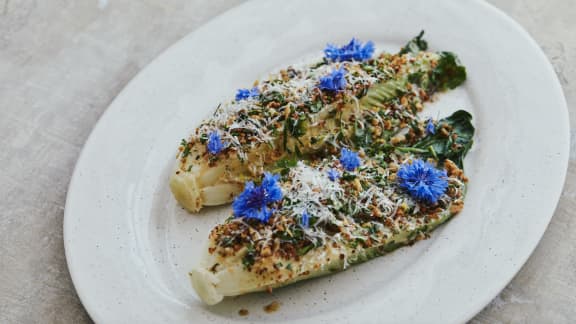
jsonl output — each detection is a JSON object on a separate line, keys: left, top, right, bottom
{"left": 324, "top": 38, "right": 375, "bottom": 62}
{"left": 324, "top": 44, "right": 341, "bottom": 61}
{"left": 426, "top": 118, "right": 436, "bottom": 135}
{"left": 235, "top": 87, "right": 260, "bottom": 101}
{"left": 249, "top": 87, "right": 260, "bottom": 98}
{"left": 319, "top": 68, "right": 347, "bottom": 92}
{"left": 235, "top": 88, "right": 251, "bottom": 101}
{"left": 397, "top": 159, "right": 448, "bottom": 204}
{"left": 261, "top": 172, "right": 283, "bottom": 204}
{"left": 300, "top": 210, "right": 310, "bottom": 228}
{"left": 327, "top": 168, "right": 340, "bottom": 181}
{"left": 339, "top": 148, "right": 361, "bottom": 171}
{"left": 356, "top": 41, "right": 375, "bottom": 61}
{"left": 207, "top": 130, "right": 225, "bottom": 155}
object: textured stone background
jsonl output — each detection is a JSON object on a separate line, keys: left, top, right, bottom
{"left": 0, "top": 0, "right": 573, "bottom": 323}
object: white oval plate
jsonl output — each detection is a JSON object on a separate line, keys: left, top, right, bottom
{"left": 64, "top": 0, "right": 569, "bottom": 323}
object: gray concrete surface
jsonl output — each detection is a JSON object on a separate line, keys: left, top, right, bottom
{"left": 0, "top": 0, "right": 574, "bottom": 323}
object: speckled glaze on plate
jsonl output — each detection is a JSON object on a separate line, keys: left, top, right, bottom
{"left": 64, "top": 0, "right": 569, "bottom": 323}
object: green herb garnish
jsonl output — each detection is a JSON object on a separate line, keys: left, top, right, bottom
{"left": 399, "top": 30, "right": 428, "bottom": 55}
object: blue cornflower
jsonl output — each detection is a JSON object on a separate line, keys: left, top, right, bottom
{"left": 319, "top": 68, "right": 347, "bottom": 92}
{"left": 426, "top": 118, "right": 436, "bottom": 135}
{"left": 339, "top": 148, "right": 361, "bottom": 171}
{"left": 235, "top": 87, "right": 260, "bottom": 101}
{"left": 324, "top": 38, "right": 375, "bottom": 62}
{"left": 232, "top": 182, "right": 272, "bottom": 222}
{"left": 206, "top": 130, "right": 225, "bottom": 155}
{"left": 232, "top": 172, "right": 283, "bottom": 222}
{"left": 397, "top": 159, "right": 448, "bottom": 204}
{"left": 327, "top": 168, "right": 340, "bottom": 181}
{"left": 300, "top": 210, "right": 310, "bottom": 228}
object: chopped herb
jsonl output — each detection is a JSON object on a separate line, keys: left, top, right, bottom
{"left": 260, "top": 91, "right": 285, "bottom": 106}
{"left": 353, "top": 120, "right": 372, "bottom": 147}
{"left": 286, "top": 111, "right": 307, "bottom": 138}
{"left": 275, "top": 157, "right": 298, "bottom": 170}
{"left": 297, "top": 244, "right": 314, "bottom": 256}
{"left": 199, "top": 133, "right": 208, "bottom": 144}
{"left": 242, "top": 244, "right": 256, "bottom": 269}
{"left": 308, "top": 100, "right": 324, "bottom": 113}
{"left": 220, "top": 236, "right": 235, "bottom": 247}
{"left": 368, "top": 224, "right": 378, "bottom": 234}
{"left": 181, "top": 139, "right": 192, "bottom": 158}
{"left": 342, "top": 172, "right": 357, "bottom": 181}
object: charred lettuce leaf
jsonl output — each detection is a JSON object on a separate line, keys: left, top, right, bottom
{"left": 412, "top": 110, "right": 474, "bottom": 169}
{"left": 399, "top": 31, "right": 466, "bottom": 91}
{"left": 399, "top": 30, "right": 428, "bottom": 55}
{"left": 429, "top": 52, "right": 467, "bottom": 91}
{"left": 359, "top": 79, "right": 407, "bottom": 107}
